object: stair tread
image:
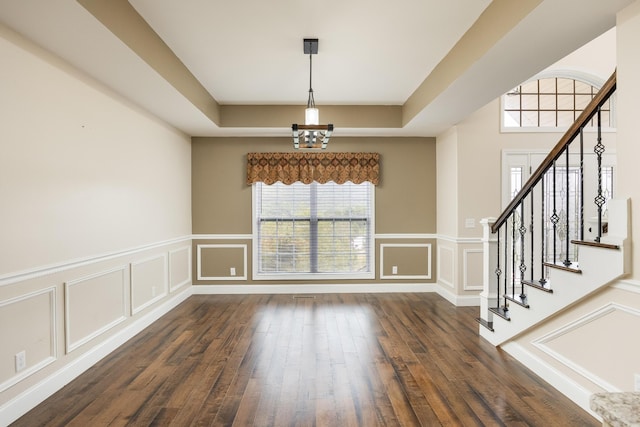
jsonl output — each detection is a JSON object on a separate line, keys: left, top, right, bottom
{"left": 543, "top": 261, "right": 581, "bottom": 273}
{"left": 475, "top": 318, "right": 494, "bottom": 332}
{"left": 571, "top": 239, "right": 620, "bottom": 250}
{"left": 523, "top": 279, "right": 553, "bottom": 292}
{"left": 489, "top": 306, "right": 510, "bottom": 321}
{"left": 504, "top": 294, "right": 530, "bottom": 308}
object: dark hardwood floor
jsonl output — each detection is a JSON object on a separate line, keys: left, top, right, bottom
{"left": 12, "top": 293, "right": 598, "bottom": 426}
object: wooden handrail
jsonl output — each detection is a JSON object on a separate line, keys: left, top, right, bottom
{"left": 491, "top": 70, "right": 617, "bottom": 233}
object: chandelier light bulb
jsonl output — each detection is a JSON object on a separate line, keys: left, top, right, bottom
{"left": 305, "top": 107, "right": 319, "bottom": 125}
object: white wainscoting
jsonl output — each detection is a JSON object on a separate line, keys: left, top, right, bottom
{"left": 169, "top": 246, "right": 191, "bottom": 291}
{"left": 196, "top": 244, "right": 248, "bottom": 281}
{"left": 131, "top": 254, "right": 168, "bottom": 315}
{"left": 463, "top": 249, "right": 483, "bottom": 291}
{"left": 437, "top": 245, "right": 455, "bottom": 289}
{"left": 0, "top": 237, "right": 193, "bottom": 427}
{"left": 379, "top": 243, "right": 432, "bottom": 280}
{"left": 64, "top": 266, "right": 128, "bottom": 353}
{"left": 532, "top": 302, "right": 640, "bottom": 392}
{"left": 0, "top": 287, "right": 57, "bottom": 393}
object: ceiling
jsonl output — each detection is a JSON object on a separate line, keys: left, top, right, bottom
{"left": 0, "top": 0, "right": 634, "bottom": 137}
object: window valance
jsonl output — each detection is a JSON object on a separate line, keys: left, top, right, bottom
{"left": 247, "top": 152, "right": 380, "bottom": 185}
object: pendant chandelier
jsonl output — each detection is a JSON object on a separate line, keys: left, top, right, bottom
{"left": 292, "top": 38, "right": 333, "bottom": 149}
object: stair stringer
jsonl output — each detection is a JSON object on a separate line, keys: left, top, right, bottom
{"left": 480, "top": 199, "right": 630, "bottom": 346}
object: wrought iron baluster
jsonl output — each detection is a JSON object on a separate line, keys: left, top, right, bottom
{"left": 519, "top": 202, "right": 527, "bottom": 299}
{"left": 504, "top": 223, "right": 509, "bottom": 312}
{"left": 512, "top": 212, "right": 516, "bottom": 298}
{"left": 563, "top": 148, "right": 571, "bottom": 266}
{"left": 540, "top": 179, "right": 547, "bottom": 285}
{"left": 580, "top": 127, "right": 585, "bottom": 241}
{"left": 530, "top": 191, "right": 534, "bottom": 282}
{"left": 594, "top": 107, "right": 605, "bottom": 243}
{"left": 496, "top": 230, "right": 501, "bottom": 309}
{"left": 550, "top": 161, "right": 559, "bottom": 264}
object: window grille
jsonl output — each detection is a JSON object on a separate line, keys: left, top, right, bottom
{"left": 255, "top": 181, "right": 373, "bottom": 277}
{"left": 503, "top": 77, "right": 612, "bottom": 129}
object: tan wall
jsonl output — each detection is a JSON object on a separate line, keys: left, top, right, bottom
{"left": 191, "top": 137, "right": 437, "bottom": 284}
{"left": 192, "top": 136, "right": 436, "bottom": 234}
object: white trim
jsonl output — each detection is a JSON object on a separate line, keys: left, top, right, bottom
{"left": 192, "top": 234, "right": 253, "bottom": 240}
{"left": 169, "top": 245, "right": 192, "bottom": 292}
{"left": 532, "top": 302, "right": 640, "bottom": 393}
{"left": 0, "top": 235, "right": 192, "bottom": 287}
{"left": 197, "top": 244, "right": 248, "bottom": 281}
{"left": 0, "top": 287, "right": 192, "bottom": 427}
{"left": 379, "top": 243, "right": 432, "bottom": 280}
{"left": 463, "top": 249, "right": 484, "bottom": 291}
{"left": 130, "top": 254, "right": 169, "bottom": 315}
{"left": 437, "top": 245, "right": 455, "bottom": 289}
{"left": 502, "top": 341, "right": 600, "bottom": 420}
{"left": 0, "top": 287, "right": 57, "bottom": 393}
{"left": 437, "top": 235, "right": 482, "bottom": 244}
{"left": 193, "top": 283, "right": 437, "bottom": 295}
{"left": 64, "top": 266, "right": 128, "bottom": 354}
{"left": 612, "top": 279, "right": 640, "bottom": 294}
{"left": 435, "top": 282, "right": 480, "bottom": 306}
{"left": 375, "top": 233, "right": 437, "bottom": 239}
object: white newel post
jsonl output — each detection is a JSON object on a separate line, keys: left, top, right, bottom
{"left": 479, "top": 218, "right": 498, "bottom": 327}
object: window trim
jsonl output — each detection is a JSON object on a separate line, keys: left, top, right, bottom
{"left": 500, "top": 69, "right": 617, "bottom": 133}
{"left": 251, "top": 181, "right": 376, "bottom": 281}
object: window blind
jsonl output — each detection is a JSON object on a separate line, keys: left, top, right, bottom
{"left": 256, "top": 181, "right": 372, "bottom": 275}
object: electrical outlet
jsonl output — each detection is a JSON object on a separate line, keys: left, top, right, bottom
{"left": 15, "top": 351, "right": 26, "bottom": 372}
{"left": 230, "top": 267, "right": 236, "bottom": 276}
{"left": 392, "top": 266, "right": 398, "bottom": 275}
{"left": 634, "top": 373, "right": 640, "bottom": 391}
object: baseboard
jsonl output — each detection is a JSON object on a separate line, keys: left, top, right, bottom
{"left": 192, "top": 283, "right": 437, "bottom": 294}
{"left": 0, "top": 287, "right": 193, "bottom": 427}
{"left": 501, "top": 341, "right": 601, "bottom": 422}
{"left": 435, "top": 283, "right": 480, "bottom": 307}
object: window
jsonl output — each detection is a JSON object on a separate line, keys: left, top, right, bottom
{"left": 253, "top": 181, "right": 374, "bottom": 279}
{"left": 502, "top": 77, "right": 612, "bottom": 130}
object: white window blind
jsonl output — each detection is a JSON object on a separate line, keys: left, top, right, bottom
{"left": 255, "top": 181, "right": 373, "bottom": 277}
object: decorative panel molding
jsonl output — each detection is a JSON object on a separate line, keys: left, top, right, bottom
{"left": 169, "top": 246, "right": 191, "bottom": 291}
{"left": 65, "top": 266, "right": 127, "bottom": 353}
{"left": 130, "top": 254, "right": 168, "bottom": 315}
{"left": 197, "top": 244, "right": 248, "bottom": 281}
{"left": 1, "top": 236, "right": 191, "bottom": 287}
{"left": 463, "top": 249, "right": 484, "bottom": 291}
{"left": 533, "top": 303, "right": 640, "bottom": 392}
{"left": 0, "top": 287, "right": 57, "bottom": 392}
{"left": 437, "top": 245, "right": 455, "bottom": 288}
{"left": 379, "top": 243, "right": 431, "bottom": 280}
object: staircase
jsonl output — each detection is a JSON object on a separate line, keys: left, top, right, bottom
{"left": 477, "top": 71, "right": 630, "bottom": 346}
{"left": 478, "top": 199, "right": 629, "bottom": 346}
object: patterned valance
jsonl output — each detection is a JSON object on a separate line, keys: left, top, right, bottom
{"left": 247, "top": 152, "right": 380, "bottom": 185}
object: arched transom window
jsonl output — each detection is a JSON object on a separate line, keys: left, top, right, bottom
{"left": 502, "top": 77, "right": 612, "bottom": 129}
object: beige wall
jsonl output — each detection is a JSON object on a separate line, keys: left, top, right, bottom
{"left": 0, "top": 25, "right": 192, "bottom": 276}
{"left": 492, "top": 14, "right": 639, "bottom": 409}
{"left": 617, "top": 1, "right": 640, "bottom": 280}
{"left": 0, "top": 25, "right": 192, "bottom": 417}
{"left": 191, "top": 137, "right": 437, "bottom": 284}
{"left": 435, "top": 29, "right": 618, "bottom": 304}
